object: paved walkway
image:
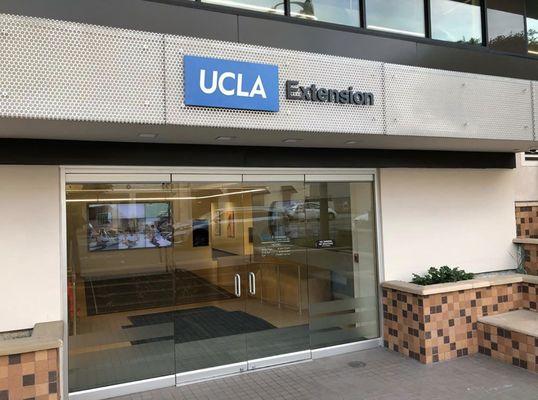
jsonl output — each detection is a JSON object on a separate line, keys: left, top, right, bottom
{"left": 111, "top": 348, "right": 538, "bottom": 400}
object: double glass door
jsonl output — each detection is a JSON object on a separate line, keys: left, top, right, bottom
{"left": 173, "top": 179, "right": 310, "bottom": 378}
{"left": 66, "top": 173, "right": 379, "bottom": 394}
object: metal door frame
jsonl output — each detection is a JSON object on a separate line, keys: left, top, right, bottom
{"left": 61, "top": 166, "right": 384, "bottom": 400}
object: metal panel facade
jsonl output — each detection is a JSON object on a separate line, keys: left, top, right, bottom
{"left": 0, "top": 13, "right": 536, "bottom": 142}
{"left": 384, "top": 64, "right": 534, "bottom": 141}
{"left": 0, "top": 14, "right": 164, "bottom": 123}
{"left": 532, "top": 82, "right": 538, "bottom": 140}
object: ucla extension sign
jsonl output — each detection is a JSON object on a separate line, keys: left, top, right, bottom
{"left": 184, "top": 55, "right": 279, "bottom": 112}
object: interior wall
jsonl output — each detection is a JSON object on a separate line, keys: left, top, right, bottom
{"left": 210, "top": 197, "right": 245, "bottom": 256}
{"left": 173, "top": 193, "right": 214, "bottom": 272}
{"left": 0, "top": 165, "right": 61, "bottom": 331}
{"left": 379, "top": 168, "right": 517, "bottom": 282}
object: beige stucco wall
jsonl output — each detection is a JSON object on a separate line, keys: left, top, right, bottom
{"left": 0, "top": 166, "right": 62, "bottom": 332}
{"left": 379, "top": 168, "right": 517, "bottom": 282}
{"left": 515, "top": 153, "right": 538, "bottom": 202}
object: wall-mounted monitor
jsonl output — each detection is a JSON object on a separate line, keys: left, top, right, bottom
{"left": 87, "top": 202, "right": 172, "bottom": 252}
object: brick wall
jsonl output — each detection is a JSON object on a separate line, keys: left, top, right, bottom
{"left": 383, "top": 281, "right": 537, "bottom": 364}
{"left": 522, "top": 246, "right": 538, "bottom": 276}
{"left": 516, "top": 203, "right": 538, "bottom": 239}
{"left": 0, "top": 349, "right": 59, "bottom": 400}
{"left": 515, "top": 202, "right": 538, "bottom": 275}
{"left": 478, "top": 322, "right": 538, "bottom": 373}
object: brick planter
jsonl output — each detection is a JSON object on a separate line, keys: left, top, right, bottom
{"left": 0, "top": 349, "right": 59, "bottom": 400}
{"left": 0, "top": 321, "right": 63, "bottom": 400}
{"left": 513, "top": 238, "right": 538, "bottom": 276}
{"left": 516, "top": 202, "right": 538, "bottom": 239}
{"left": 381, "top": 275, "right": 538, "bottom": 364}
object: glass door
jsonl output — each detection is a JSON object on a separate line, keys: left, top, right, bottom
{"left": 66, "top": 179, "right": 176, "bottom": 393}
{"left": 242, "top": 179, "right": 310, "bottom": 368}
{"left": 171, "top": 177, "right": 249, "bottom": 382}
{"left": 305, "top": 178, "right": 379, "bottom": 349}
{"left": 66, "top": 172, "right": 380, "bottom": 394}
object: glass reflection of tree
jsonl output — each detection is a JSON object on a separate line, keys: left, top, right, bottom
{"left": 465, "top": 37, "right": 481, "bottom": 45}
{"left": 274, "top": 0, "right": 315, "bottom": 17}
{"left": 489, "top": 31, "right": 526, "bottom": 52}
{"left": 453, "top": 36, "right": 480, "bottom": 45}
{"left": 529, "top": 29, "right": 538, "bottom": 51}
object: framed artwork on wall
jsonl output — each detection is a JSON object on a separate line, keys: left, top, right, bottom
{"left": 226, "top": 210, "right": 235, "bottom": 238}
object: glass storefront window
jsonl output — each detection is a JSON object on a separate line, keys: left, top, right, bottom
{"left": 201, "top": 0, "right": 285, "bottom": 15}
{"left": 365, "top": 0, "right": 425, "bottom": 37}
{"left": 67, "top": 174, "right": 380, "bottom": 393}
{"left": 66, "top": 183, "right": 176, "bottom": 392}
{"left": 431, "top": 0, "right": 482, "bottom": 45}
{"left": 290, "top": 0, "right": 360, "bottom": 27}
{"left": 487, "top": 0, "right": 526, "bottom": 54}
{"left": 528, "top": 0, "right": 538, "bottom": 55}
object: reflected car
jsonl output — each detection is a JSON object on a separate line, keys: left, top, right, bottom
{"left": 354, "top": 212, "right": 370, "bottom": 222}
{"left": 286, "top": 202, "right": 337, "bottom": 220}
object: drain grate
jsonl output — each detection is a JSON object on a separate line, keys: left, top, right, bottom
{"left": 348, "top": 361, "right": 366, "bottom": 368}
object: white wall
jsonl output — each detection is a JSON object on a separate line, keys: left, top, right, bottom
{"left": 515, "top": 153, "right": 538, "bottom": 202}
{"left": 0, "top": 166, "right": 61, "bottom": 331}
{"left": 380, "top": 168, "right": 517, "bottom": 282}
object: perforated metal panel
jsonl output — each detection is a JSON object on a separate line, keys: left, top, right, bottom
{"left": 165, "top": 36, "right": 384, "bottom": 135}
{"left": 1, "top": 12, "right": 537, "bottom": 143}
{"left": 532, "top": 82, "right": 538, "bottom": 140}
{"left": 0, "top": 14, "right": 164, "bottom": 123}
{"left": 384, "top": 64, "right": 534, "bottom": 141}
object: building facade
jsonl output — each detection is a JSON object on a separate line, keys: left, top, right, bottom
{"left": 0, "top": 1, "right": 537, "bottom": 399}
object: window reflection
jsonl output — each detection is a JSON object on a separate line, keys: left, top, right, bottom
{"left": 365, "top": 0, "right": 425, "bottom": 37}
{"left": 305, "top": 182, "right": 379, "bottom": 348}
{"left": 201, "top": 0, "right": 285, "bottom": 14}
{"left": 290, "top": 0, "right": 360, "bottom": 27}
{"left": 528, "top": 0, "right": 538, "bottom": 55}
{"left": 431, "top": 0, "right": 482, "bottom": 45}
{"left": 487, "top": 0, "right": 526, "bottom": 54}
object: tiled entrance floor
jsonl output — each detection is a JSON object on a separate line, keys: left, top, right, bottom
{"left": 110, "top": 348, "right": 538, "bottom": 400}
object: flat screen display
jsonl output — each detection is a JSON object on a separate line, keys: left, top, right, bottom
{"left": 87, "top": 202, "right": 173, "bottom": 252}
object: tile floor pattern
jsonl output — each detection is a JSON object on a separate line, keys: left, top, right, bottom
{"left": 109, "top": 348, "right": 538, "bottom": 400}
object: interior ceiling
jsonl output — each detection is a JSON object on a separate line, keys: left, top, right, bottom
{"left": 0, "top": 117, "right": 535, "bottom": 153}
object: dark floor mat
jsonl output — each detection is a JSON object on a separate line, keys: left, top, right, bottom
{"left": 124, "top": 306, "right": 276, "bottom": 344}
{"left": 84, "top": 270, "right": 235, "bottom": 316}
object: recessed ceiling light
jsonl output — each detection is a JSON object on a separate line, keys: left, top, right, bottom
{"left": 345, "top": 140, "right": 360, "bottom": 145}
{"left": 282, "top": 138, "right": 303, "bottom": 143}
{"left": 138, "top": 133, "right": 158, "bottom": 139}
{"left": 215, "top": 136, "right": 236, "bottom": 141}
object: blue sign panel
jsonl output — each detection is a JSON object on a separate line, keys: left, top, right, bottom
{"left": 184, "top": 55, "right": 279, "bottom": 112}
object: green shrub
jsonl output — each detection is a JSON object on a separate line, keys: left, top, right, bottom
{"left": 411, "top": 266, "right": 474, "bottom": 285}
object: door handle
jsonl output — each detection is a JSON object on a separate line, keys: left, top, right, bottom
{"left": 234, "top": 274, "right": 241, "bottom": 297}
{"left": 248, "top": 272, "right": 256, "bottom": 296}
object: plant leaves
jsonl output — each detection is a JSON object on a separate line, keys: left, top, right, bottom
{"left": 411, "top": 266, "right": 474, "bottom": 285}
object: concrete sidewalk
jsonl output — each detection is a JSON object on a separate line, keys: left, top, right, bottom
{"left": 111, "top": 348, "right": 538, "bottom": 400}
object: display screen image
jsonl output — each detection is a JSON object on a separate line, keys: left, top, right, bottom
{"left": 88, "top": 202, "right": 173, "bottom": 252}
